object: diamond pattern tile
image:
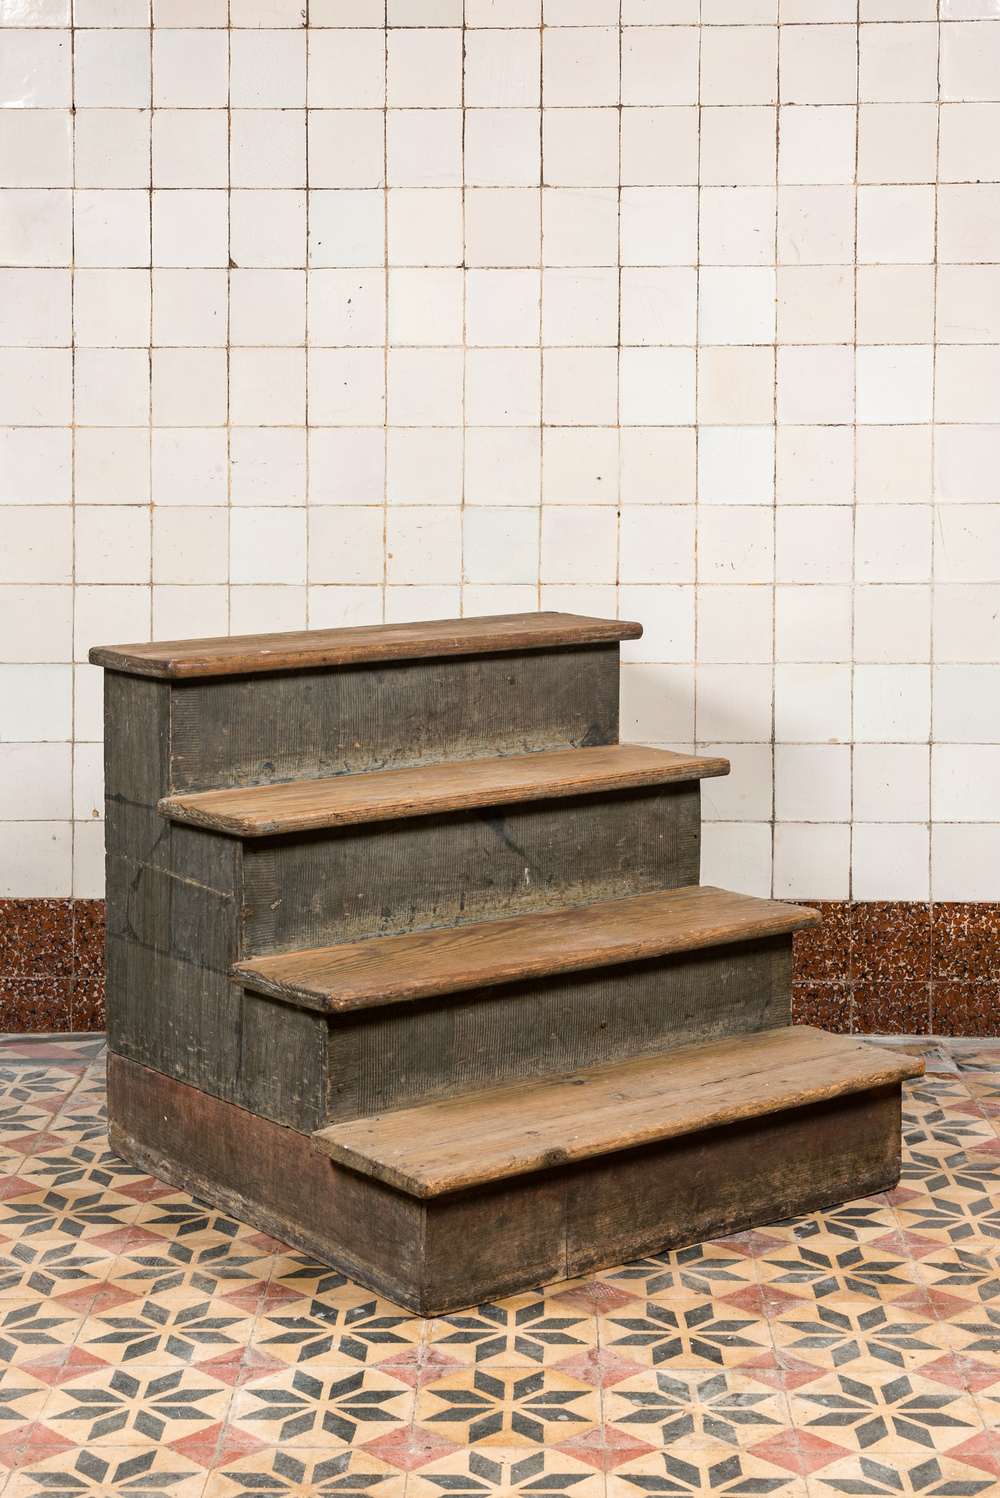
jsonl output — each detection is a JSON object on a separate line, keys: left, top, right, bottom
{"left": 3, "top": 1034, "right": 1000, "bottom": 1496}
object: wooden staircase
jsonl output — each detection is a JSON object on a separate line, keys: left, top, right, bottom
{"left": 93, "top": 611, "right": 923, "bottom": 1314}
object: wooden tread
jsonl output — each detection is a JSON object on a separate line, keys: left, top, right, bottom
{"left": 89, "top": 611, "right": 641, "bottom": 681}
{"left": 159, "top": 744, "right": 730, "bottom": 837}
{"left": 231, "top": 885, "right": 821, "bottom": 1013}
{"left": 310, "top": 1026, "right": 924, "bottom": 1197}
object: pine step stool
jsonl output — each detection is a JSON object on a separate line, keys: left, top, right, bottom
{"left": 92, "top": 611, "right": 924, "bottom": 1314}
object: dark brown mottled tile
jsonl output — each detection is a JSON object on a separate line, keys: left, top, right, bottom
{"left": 790, "top": 900, "right": 850, "bottom": 983}
{"left": 0, "top": 975, "right": 73, "bottom": 1032}
{"left": 0, "top": 899, "right": 74, "bottom": 979}
{"left": 932, "top": 981, "right": 1000, "bottom": 1038}
{"left": 852, "top": 979, "right": 931, "bottom": 1034}
{"left": 933, "top": 903, "right": 1000, "bottom": 981}
{"left": 852, "top": 902, "right": 931, "bottom": 982}
{"left": 73, "top": 899, "right": 106, "bottom": 981}
{"left": 791, "top": 982, "right": 852, "bottom": 1033}
{"left": 70, "top": 974, "right": 106, "bottom": 1032}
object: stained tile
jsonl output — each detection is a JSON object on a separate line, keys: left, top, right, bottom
{"left": 608, "top": 1443, "right": 812, "bottom": 1491}
{"left": 604, "top": 1366, "right": 792, "bottom": 1452}
{"left": 787, "top": 1367, "right": 984, "bottom": 1454}
{"left": 427, "top": 1292, "right": 597, "bottom": 1367}
{"left": 204, "top": 1445, "right": 406, "bottom": 1495}
{"left": 3, "top": 1445, "right": 210, "bottom": 1496}
{"left": 771, "top": 1299, "right": 951, "bottom": 1376}
{"left": 408, "top": 1443, "right": 604, "bottom": 1496}
{"left": 227, "top": 1365, "right": 415, "bottom": 1449}
{"left": 759, "top": 1201, "right": 897, "bottom": 1246}
{"left": 37, "top": 1365, "right": 232, "bottom": 1447}
{"left": 600, "top": 1294, "right": 776, "bottom": 1370}
{"left": 756, "top": 1241, "right": 923, "bottom": 1305}
{"left": 78, "top": 1293, "right": 256, "bottom": 1370}
{"left": 805, "top": 1446, "right": 998, "bottom": 1494}
{"left": 414, "top": 1365, "right": 599, "bottom": 1446}
{"left": 252, "top": 1287, "right": 423, "bottom": 1369}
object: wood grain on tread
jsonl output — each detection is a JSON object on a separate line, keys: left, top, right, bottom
{"left": 310, "top": 1026, "right": 925, "bottom": 1197}
{"left": 159, "top": 744, "right": 730, "bottom": 836}
{"left": 231, "top": 885, "right": 821, "bottom": 1013}
{"left": 89, "top": 612, "right": 642, "bottom": 680}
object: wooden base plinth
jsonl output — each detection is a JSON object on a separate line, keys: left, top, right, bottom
{"left": 108, "top": 1051, "right": 904, "bottom": 1315}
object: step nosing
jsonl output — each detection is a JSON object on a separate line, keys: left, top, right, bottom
{"left": 90, "top": 611, "right": 643, "bottom": 680}
{"left": 230, "top": 886, "right": 822, "bottom": 1012}
{"left": 309, "top": 1029, "right": 924, "bottom": 1198}
{"left": 158, "top": 744, "right": 730, "bottom": 836}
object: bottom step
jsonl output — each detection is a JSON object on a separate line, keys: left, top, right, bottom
{"left": 107, "top": 1031, "right": 923, "bottom": 1316}
{"left": 310, "top": 1026, "right": 923, "bottom": 1198}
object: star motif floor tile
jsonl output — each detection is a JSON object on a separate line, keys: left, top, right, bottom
{"left": 2, "top": 1034, "right": 1000, "bottom": 1497}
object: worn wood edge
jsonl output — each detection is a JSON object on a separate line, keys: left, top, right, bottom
{"left": 88, "top": 612, "right": 643, "bottom": 680}
{"left": 310, "top": 1029, "right": 922, "bottom": 1197}
{"left": 157, "top": 746, "right": 731, "bottom": 837}
{"left": 231, "top": 887, "right": 823, "bottom": 1013}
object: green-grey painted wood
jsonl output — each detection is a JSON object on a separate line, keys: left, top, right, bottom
{"left": 105, "top": 854, "right": 243, "bottom": 1098}
{"left": 242, "top": 785, "right": 701, "bottom": 954}
{"left": 168, "top": 645, "right": 621, "bottom": 794}
{"left": 239, "top": 990, "right": 330, "bottom": 1133}
{"left": 320, "top": 937, "right": 793, "bottom": 1126}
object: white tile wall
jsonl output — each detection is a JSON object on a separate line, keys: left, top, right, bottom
{"left": 1, "top": 1, "right": 998, "bottom": 902}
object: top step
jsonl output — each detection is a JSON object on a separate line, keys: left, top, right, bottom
{"left": 89, "top": 612, "right": 642, "bottom": 682}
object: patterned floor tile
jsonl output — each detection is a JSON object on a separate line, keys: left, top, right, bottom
{"left": 596, "top": 1244, "right": 757, "bottom": 1303}
{"left": 226, "top": 1365, "right": 416, "bottom": 1449}
{"left": 755, "top": 1240, "right": 925, "bottom": 1307}
{"left": 0, "top": 1187, "right": 142, "bottom": 1250}
{"left": 599, "top": 1295, "right": 777, "bottom": 1371}
{"left": 202, "top": 1445, "right": 405, "bottom": 1495}
{"left": 76, "top": 1293, "right": 257, "bottom": 1370}
{"left": 752, "top": 1201, "right": 899, "bottom": 1247}
{"left": 2, "top": 1034, "right": 1000, "bottom": 1494}
{"left": 805, "top": 1445, "right": 999, "bottom": 1494}
{"left": 943, "top": 1303, "right": 1000, "bottom": 1365}
{"left": 770, "top": 1299, "right": 953, "bottom": 1375}
{"left": 3, "top": 1445, "right": 210, "bottom": 1496}
{"left": 606, "top": 1445, "right": 811, "bottom": 1493}
{"left": 787, "top": 1368, "right": 984, "bottom": 1454}
{"left": 414, "top": 1365, "right": 599, "bottom": 1446}
{"left": 426, "top": 1291, "right": 598, "bottom": 1367}
{"left": 603, "top": 1367, "right": 793, "bottom": 1452}
{"left": 0, "top": 1296, "right": 84, "bottom": 1368}
{"left": 407, "top": 1443, "right": 605, "bottom": 1495}
{"left": 34, "top": 1365, "right": 233, "bottom": 1448}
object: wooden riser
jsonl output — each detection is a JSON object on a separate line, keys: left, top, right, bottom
{"left": 106, "top": 648, "right": 623, "bottom": 810}
{"left": 240, "top": 786, "right": 701, "bottom": 955}
{"left": 108, "top": 1052, "right": 906, "bottom": 1317}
